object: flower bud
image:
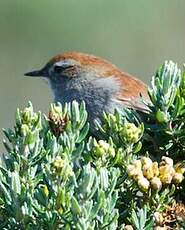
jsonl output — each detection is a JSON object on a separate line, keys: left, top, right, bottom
{"left": 173, "top": 173, "right": 184, "bottom": 184}
{"left": 52, "top": 156, "right": 65, "bottom": 175}
{"left": 160, "top": 174, "right": 173, "bottom": 184}
{"left": 137, "top": 176, "right": 150, "bottom": 192}
{"left": 53, "top": 156, "right": 64, "bottom": 168}
{"left": 93, "top": 140, "right": 115, "bottom": 158}
{"left": 48, "top": 105, "right": 68, "bottom": 137}
{"left": 152, "top": 162, "right": 159, "bottom": 177}
{"left": 141, "top": 157, "right": 153, "bottom": 169}
{"left": 127, "top": 163, "right": 143, "bottom": 180}
{"left": 143, "top": 162, "right": 159, "bottom": 180}
{"left": 52, "top": 155, "right": 73, "bottom": 180}
{"left": 133, "top": 172, "right": 143, "bottom": 181}
{"left": 160, "top": 156, "right": 173, "bottom": 167}
{"left": 159, "top": 165, "right": 175, "bottom": 184}
{"left": 133, "top": 171, "right": 144, "bottom": 182}
{"left": 151, "top": 177, "right": 162, "bottom": 190}
{"left": 143, "top": 164, "right": 154, "bottom": 180}
{"left": 120, "top": 123, "right": 141, "bottom": 144}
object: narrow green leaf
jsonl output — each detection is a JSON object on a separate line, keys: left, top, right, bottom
{"left": 77, "top": 123, "right": 89, "bottom": 143}
{"left": 71, "top": 196, "right": 81, "bottom": 215}
{"left": 11, "top": 171, "right": 21, "bottom": 195}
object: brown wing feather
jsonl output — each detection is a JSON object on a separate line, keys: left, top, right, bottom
{"left": 113, "top": 71, "right": 149, "bottom": 112}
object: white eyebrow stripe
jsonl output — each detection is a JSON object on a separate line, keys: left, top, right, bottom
{"left": 54, "top": 59, "right": 78, "bottom": 67}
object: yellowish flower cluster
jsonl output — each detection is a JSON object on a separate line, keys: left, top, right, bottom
{"left": 127, "top": 156, "right": 185, "bottom": 192}
{"left": 120, "top": 123, "right": 142, "bottom": 144}
{"left": 93, "top": 140, "right": 115, "bottom": 158}
{"left": 52, "top": 156, "right": 65, "bottom": 174}
{"left": 51, "top": 156, "right": 73, "bottom": 179}
{"left": 20, "top": 106, "right": 41, "bottom": 138}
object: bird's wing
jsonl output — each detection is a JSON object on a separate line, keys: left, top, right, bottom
{"left": 114, "top": 71, "right": 150, "bottom": 112}
{"left": 100, "top": 65, "right": 150, "bottom": 112}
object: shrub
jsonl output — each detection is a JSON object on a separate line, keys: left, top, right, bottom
{"left": 1, "top": 61, "right": 185, "bottom": 229}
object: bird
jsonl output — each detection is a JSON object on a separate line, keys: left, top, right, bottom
{"left": 24, "top": 52, "right": 149, "bottom": 124}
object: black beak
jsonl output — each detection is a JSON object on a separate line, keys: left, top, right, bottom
{"left": 24, "top": 69, "right": 45, "bottom": 77}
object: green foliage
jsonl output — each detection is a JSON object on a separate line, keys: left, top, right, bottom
{"left": 130, "top": 206, "right": 154, "bottom": 230}
{"left": 1, "top": 61, "right": 185, "bottom": 229}
{"left": 147, "top": 61, "right": 185, "bottom": 159}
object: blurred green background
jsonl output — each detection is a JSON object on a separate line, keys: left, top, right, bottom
{"left": 0, "top": 0, "right": 185, "bottom": 152}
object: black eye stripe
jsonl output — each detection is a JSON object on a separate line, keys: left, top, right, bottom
{"left": 54, "top": 65, "right": 62, "bottom": 73}
{"left": 54, "top": 65, "right": 73, "bottom": 73}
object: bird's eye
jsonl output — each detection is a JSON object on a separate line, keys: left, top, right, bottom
{"left": 54, "top": 63, "right": 73, "bottom": 74}
{"left": 54, "top": 65, "right": 62, "bottom": 74}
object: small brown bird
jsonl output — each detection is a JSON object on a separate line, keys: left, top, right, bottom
{"left": 25, "top": 52, "right": 149, "bottom": 123}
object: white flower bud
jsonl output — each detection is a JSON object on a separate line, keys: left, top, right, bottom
{"left": 151, "top": 177, "right": 162, "bottom": 190}
{"left": 173, "top": 173, "right": 184, "bottom": 184}
{"left": 141, "top": 157, "right": 153, "bottom": 169}
{"left": 161, "top": 156, "right": 173, "bottom": 167}
{"left": 137, "top": 176, "right": 150, "bottom": 192}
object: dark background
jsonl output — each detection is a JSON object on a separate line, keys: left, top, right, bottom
{"left": 0, "top": 0, "right": 185, "bottom": 151}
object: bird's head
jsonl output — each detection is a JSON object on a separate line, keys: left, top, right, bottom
{"left": 24, "top": 52, "right": 115, "bottom": 80}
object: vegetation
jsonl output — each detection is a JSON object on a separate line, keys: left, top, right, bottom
{"left": 1, "top": 61, "right": 185, "bottom": 229}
